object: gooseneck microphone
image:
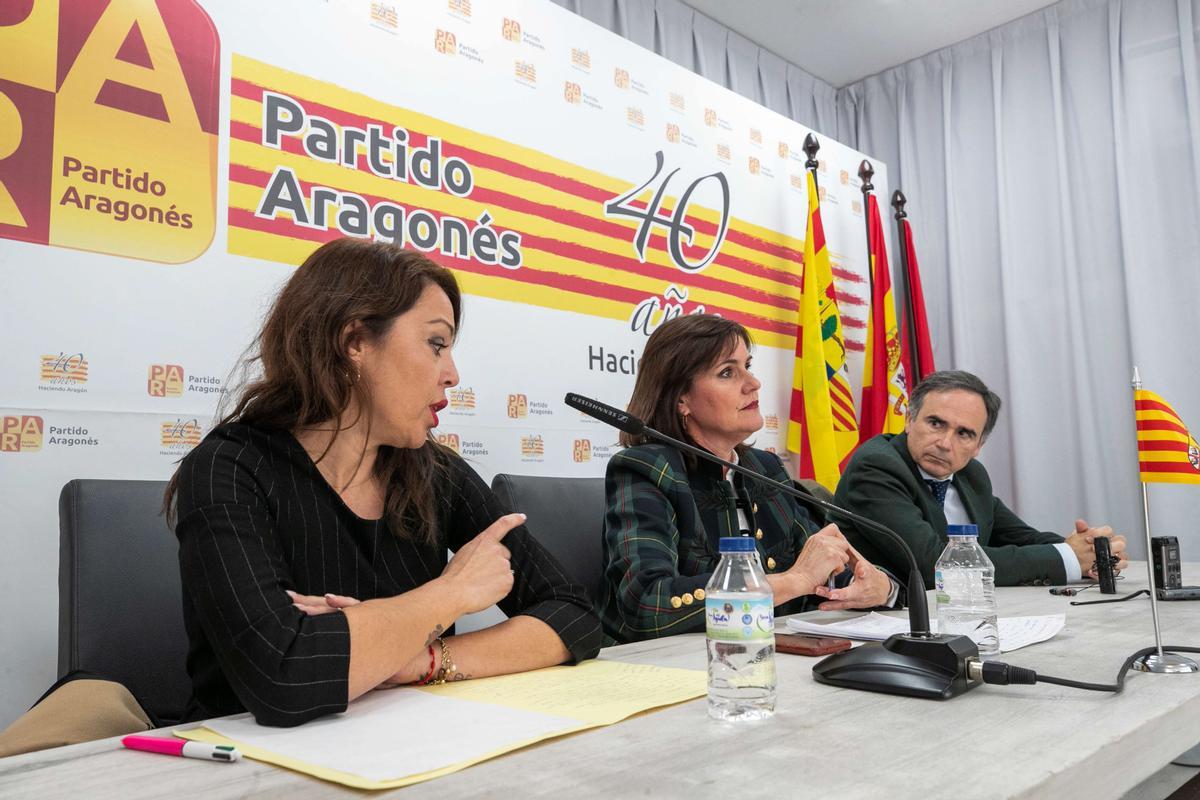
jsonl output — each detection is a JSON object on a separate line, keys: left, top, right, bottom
{"left": 566, "top": 391, "right": 980, "bottom": 699}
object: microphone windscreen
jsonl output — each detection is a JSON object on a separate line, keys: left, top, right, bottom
{"left": 564, "top": 393, "right": 645, "bottom": 435}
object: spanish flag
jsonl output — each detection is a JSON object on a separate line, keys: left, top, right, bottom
{"left": 860, "top": 192, "right": 908, "bottom": 440}
{"left": 787, "top": 170, "right": 858, "bottom": 491}
{"left": 1135, "top": 389, "right": 1200, "bottom": 484}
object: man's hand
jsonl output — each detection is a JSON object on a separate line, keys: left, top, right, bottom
{"left": 812, "top": 545, "right": 893, "bottom": 610}
{"left": 1065, "top": 518, "right": 1129, "bottom": 579}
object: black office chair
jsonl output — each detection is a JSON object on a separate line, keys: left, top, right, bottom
{"left": 58, "top": 479, "right": 190, "bottom": 724}
{"left": 490, "top": 474, "right": 606, "bottom": 607}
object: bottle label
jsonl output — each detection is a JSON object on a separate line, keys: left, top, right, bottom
{"left": 934, "top": 569, "right": 948, "bottom": 606}
{"left": 705, "top": 597, "right": 773, "bottom": 641}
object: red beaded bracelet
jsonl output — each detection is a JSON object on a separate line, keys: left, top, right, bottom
{"left": 408, "top": 645, "right": 437, "bottom": 686}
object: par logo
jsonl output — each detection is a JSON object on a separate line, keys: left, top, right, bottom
{"left": 507, "top": 393, "right": 528, "bottom": 419}
{"left": 501, "top": 17, "right": 521, "bottom": 42}
{"left": 748, "top": 156, "right": 760, "bottom": 176}
{"left": 1, "top": 415, "right": 43, "bottom": 452}
{"left": 436, "top": 432, "right": 461, "bottom": 454}
{"left": 435, "top": 29, "right": 457, "bottom": 55}
{"left": 665, "top": 123, "right": 680, "bottom": 144}
{"left": 573, "top": 438, "right": 592, "bottom": 463}
{"left": 563, "top": 81, "right": 581, "bottom": 104}
{"left": 0, "top": 0, "right": 219, "bottom": 263}
{"left": 148, "top": 363, "right": 185, "bottom": 397}
{"left": 614, "top": 68, "right": 630, "bottom": 89}
{"left": 778, "top": 142, "right": 789, "bottom": 158}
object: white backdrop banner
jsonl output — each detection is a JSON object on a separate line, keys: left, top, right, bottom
{"left": 0, "top": 0, "right": 887, "bottom": 726}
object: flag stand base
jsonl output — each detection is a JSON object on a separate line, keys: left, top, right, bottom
{"left": 1131, "top": 652, "right": 1199, "bottom": 673}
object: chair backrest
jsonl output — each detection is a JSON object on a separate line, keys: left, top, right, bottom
{"left": 58, "top": 479, "right": 190, "bottom": 723}
{"left": 490, "top": 474, "right": 606, "bottom": 608}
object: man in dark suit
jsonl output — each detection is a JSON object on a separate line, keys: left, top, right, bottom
{"left": 834, "top": 370, "right": 1128, "bottom": 587}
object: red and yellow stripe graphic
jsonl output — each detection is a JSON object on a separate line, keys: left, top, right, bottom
{"left": 226, "top": 55, "right": 807, "bottom": 349}
{"left": 161, "top": 420, "right": 203, "bottom": 448}
{"left": 40, "top": 354, "right": 89, "bottom": 383}
{"left": 1135, "top": 389, "right": 1200, "bottom": 484}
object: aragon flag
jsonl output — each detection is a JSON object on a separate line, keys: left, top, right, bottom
{"left": 787, "top": 170, "right": 859, "bottom": 492}
{"left": 1134, "top": 389, "right": 1200, "bottom": 484}
{"left": 860, "top": 193, "right": 908, "bottom": 440}
{"left": 899, "top": 216, "right": 935, "bottom": 385}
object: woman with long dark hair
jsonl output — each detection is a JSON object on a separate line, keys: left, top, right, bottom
{"left": 600, "top": 314, "right": 898, "bottom": 644}
{"left": 166, "top": 238, "right": 600, "bottom": 726}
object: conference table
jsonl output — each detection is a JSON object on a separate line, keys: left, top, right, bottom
{"left": 3, "top": 563, "right": 1199, "bottom": 799}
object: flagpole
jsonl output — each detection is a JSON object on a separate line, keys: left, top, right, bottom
{"left": 891, "top": 189, "right": 921, "bottom": 384}
{"left": 803, "top": 132, "right": 822, "bottom": 190}
{"left": 1130, "top": 365, "right": 1198, "bottom": 674}
{"left": 857, "top": 160, "right": 875, "bottom": 301}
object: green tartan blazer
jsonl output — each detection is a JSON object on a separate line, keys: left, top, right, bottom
{"left": 599, "top": 443, "right": 827, "bottom": 644}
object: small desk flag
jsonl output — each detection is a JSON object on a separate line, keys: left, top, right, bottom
{"left": 1134, "top": 389, "right": 1200, "bottom": 484}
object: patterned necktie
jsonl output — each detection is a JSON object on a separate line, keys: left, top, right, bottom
{"left": 925, "top": 479, "right": 951, "bottom": 507}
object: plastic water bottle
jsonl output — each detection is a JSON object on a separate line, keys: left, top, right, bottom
{"left": 935, "top": 524, "right": 1000, "bottom": 656}
{"left": 704, "top": 537, "right": 776, "bottom": 720}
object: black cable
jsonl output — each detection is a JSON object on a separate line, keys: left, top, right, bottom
{"left": 1049, "top": 575, "right": 1127, "bottom": 599}
{"left": 978, "top": 646, "right": 1200, "bottom": 693}
{"left": 1070, "top": 589, "right": 1149, "bottom": 606}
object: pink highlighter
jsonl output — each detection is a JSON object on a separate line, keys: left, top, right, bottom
{"left": 122, "top": 734, "right": 241, "bottom": 763}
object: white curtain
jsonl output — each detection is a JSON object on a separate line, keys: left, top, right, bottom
{"left": 559, "top": 0, "right": 1200, "bottom": 555}
{"left": 552, "top": 0, "right": 844, "bottom": 134}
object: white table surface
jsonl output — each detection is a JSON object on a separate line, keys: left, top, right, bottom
{"left": 3, "top": 562, "right": 1199, "bottom": 799}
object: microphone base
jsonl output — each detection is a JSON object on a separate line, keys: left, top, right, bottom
{"left": 812, "top": 633, "right": 980, "bottom": 700}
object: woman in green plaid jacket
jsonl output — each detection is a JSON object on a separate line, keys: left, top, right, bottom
{"left": 600, "top": 315, "right": 899, "bottom": 644}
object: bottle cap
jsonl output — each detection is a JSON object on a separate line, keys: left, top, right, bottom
{"left": 947, "top": 524, "right": 979, "bottom": 537}
{"left": 718, "top": 536, "right": 756, "bottom": 553}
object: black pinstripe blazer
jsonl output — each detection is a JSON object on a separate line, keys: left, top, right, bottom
{"left": 174, "top": 423, "right": 601, "bottom": 726}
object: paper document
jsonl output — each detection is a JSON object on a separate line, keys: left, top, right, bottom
{"left": 179, "top": 659, "right": 705, "bottom": 791}
{"left": 786, "top": 612, "right": 1065, "bottom": 653}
